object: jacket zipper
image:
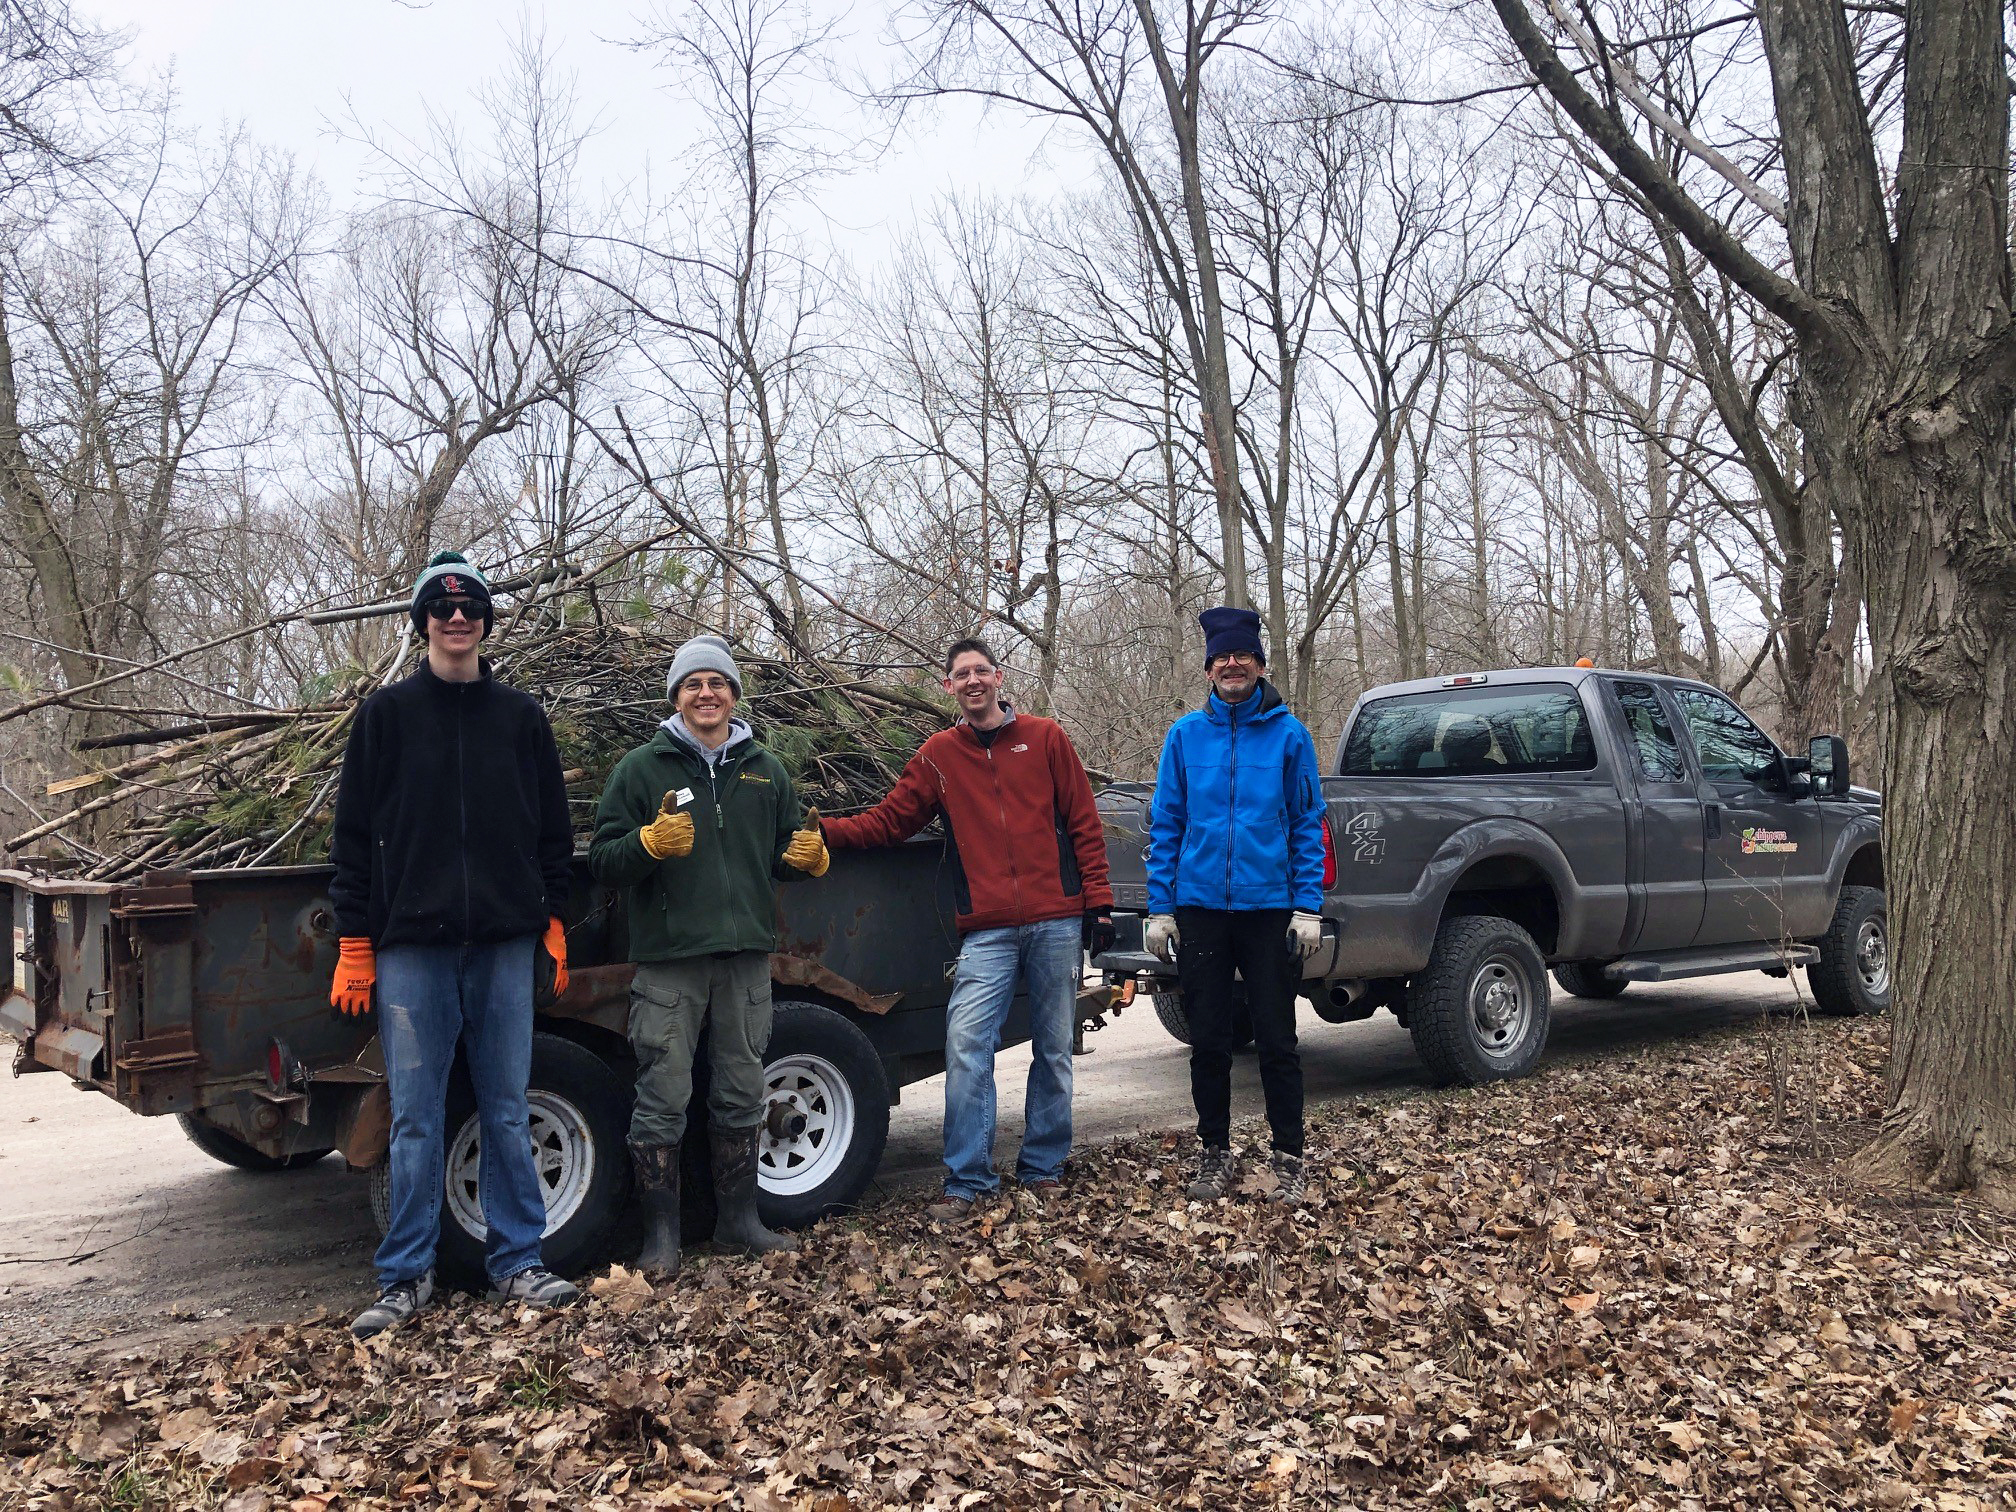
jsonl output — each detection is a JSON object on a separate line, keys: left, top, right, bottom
{"left": 456, "top": 682, "right": 471, "bottom": 939}
{"left": 1223, "top": 699, "right": 1240, "bottom": 904}
{"left": 985, "top": 743, "right": 1023, "bottom": 919}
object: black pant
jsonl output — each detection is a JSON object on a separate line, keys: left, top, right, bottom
{"left": 1175, "top": 906, "right": 1304, "bottom": 1156}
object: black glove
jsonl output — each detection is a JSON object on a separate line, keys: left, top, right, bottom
{"left": 1082, "top": 908, "right": 1116, "bottom": 956}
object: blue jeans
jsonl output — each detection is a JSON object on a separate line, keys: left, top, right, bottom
{"left": 941, "top": 916, "right": 1079, "bottom": 1198}
{"left": 373, "top": 937, "right": 547, "bottom": 1288}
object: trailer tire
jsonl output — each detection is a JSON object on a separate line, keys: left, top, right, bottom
{"left": 178, "top": 1115, "right": 332, "bottom": 1172}
{"left": 1808, "top": 886, "right": 1889, "bottom": 1017}
{"left": 1407, "top": 915, "right": 1551, "bottom": 1086}
{"left": 1551, "top": 961, "right": 1628, "bottom": 1000}
{"left": 1148, "top": 991, "right": 1254, "bottom": 1050}
{"left": 370, "top": 1032, "right": 632, "bottom": 1290}
{"left": 754, "top": 1001, "right": 891, "bottom": 1231}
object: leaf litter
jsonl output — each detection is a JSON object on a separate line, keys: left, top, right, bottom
{"left": 3, "top": 1014, "right": 2012, "bottom": 1509}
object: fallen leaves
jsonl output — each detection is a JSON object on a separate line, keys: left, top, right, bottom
{"left": 3, "top": 1014, "right": 2013, "bottom": 1510}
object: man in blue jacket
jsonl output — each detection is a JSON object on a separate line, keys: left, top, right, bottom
{"left": 1145, "top": 606, "right": 1327, "bottom": 1205}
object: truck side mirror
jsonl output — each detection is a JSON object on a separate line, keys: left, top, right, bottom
{"left": 1808, "top": 735, "right": 1851, "bottom": 796}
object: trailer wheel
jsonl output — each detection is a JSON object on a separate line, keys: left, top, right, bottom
{"left": 178, "top": 1115, "right": 332, "bottom": 1173}
{"left": 370, "top": 1032, "right": 632, "bottom": 1289}
{"left": 1808, "top": 886, "right": 1889, "bottom": 1016}
{"left": 1551, "top": 961, "right": 1628, "bottom": 1000}
{"left": 755, "top": 1001, "right": 890, "bottom": 1231}
{"left": 1148, "top": 990, "right": 1255, "bottom": 1050}
{"left": 1407, "top": 915, "right": 1551, "bottom": 1086}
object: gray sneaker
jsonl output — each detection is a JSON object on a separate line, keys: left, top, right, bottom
{"left": 351, "top": 1270, "right": 434, "bottom": 1339}
{"left": 1267, "top": 1151, "right": 1306, "bottom": 1205}
{"left": 1185, "top": 1145, "right": 1239, "bottom": 1201}
{"left": 488, "top": 1266, "right": 579, "bottom": 1309}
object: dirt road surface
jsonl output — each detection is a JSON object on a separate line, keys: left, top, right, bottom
{"left": 0, "top": 972, "right": 1805, "bottom": 1365}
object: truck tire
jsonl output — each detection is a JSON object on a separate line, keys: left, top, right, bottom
{"left": 1808, "top": 885, "right": 1889, "bottom": 1016}
{"left": 1406, "top": 915, "right": 1552, "bottom": 1086}
{"left": 370, "top": 1032, "right": 633, "bottom": 1290}
{"left": 1149, "top": 991, "right": 1254, "bottom": 1050}
{"left": 755, "top": 1001, "right": 891, "bottom": 1231}
{"left": 1551, "top": 961, "right": 1628, "bottom": 1000}
{"left": 178, "top": 1115, "right": 332, "bottom": 1172}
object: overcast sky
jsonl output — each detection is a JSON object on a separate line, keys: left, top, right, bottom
{"left": 81, "top": 0, "right": 1091, "bottom": 265}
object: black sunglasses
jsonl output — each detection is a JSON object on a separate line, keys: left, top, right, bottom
{"left": 425, "top": 598, "right": 482, "bottom": 622}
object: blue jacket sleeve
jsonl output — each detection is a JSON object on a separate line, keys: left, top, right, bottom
{"left": 1286, "top": 719, "right": 1327, "bottom": 913}
{"left": 1146, "top": 723, "right": 1187, "bottom": 915}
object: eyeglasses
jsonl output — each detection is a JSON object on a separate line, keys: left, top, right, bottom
{"left": 425, "top": 598, "right": 481, "bottom": 622}
{"left": 680, "top": 676, "right": 735, "bottom": 696}
{"left": 1209, "top": 651, "right": 1259, "bottom": 668}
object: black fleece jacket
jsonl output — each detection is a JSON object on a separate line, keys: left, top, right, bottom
{"left": 329, "top": 659, "right": 573, "bottom": 948}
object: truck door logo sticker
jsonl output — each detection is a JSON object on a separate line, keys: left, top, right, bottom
{"left": 1346, "top": 810, "right": 1386, "bottom": 864}
{"left": 1741, "top": 827, "right": 1799, "bottom": 855}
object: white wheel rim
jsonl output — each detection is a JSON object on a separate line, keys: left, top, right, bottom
{"left": 760, "top": 1052, "right": 856, "bottom": 1197}
{"left": 443, "top": 1090, "right": 596, "bottom": 1241}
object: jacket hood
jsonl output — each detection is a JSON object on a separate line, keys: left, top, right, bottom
{"left": 1205, "top": 677, "right": 1286, "bottom": 726}
{"left": 655, "top": 714, "right": 755, "bottom": 761}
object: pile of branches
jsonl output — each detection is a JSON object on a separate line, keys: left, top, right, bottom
{"left": 3, "top": 550, "right": 949, "bottom": 880}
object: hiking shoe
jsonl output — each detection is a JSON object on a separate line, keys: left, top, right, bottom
{"left": 1020, "top": 1177, "right": 1062, "bottom": 1203}
{"left": 1186, "top": 1146, "right": 1239, "bottom": 1201}
{"left": 351, "top": 1271, "right": 434, "bottom": 1339}
{"left": 488, "top": 1266, "right": 579, "bottom": 1309}
{"left": 1267, "top": 1151, "right": 1306, "bottom": 1206}
{"left": 925, "top": 1193, "right": 977, "bottom": 1224}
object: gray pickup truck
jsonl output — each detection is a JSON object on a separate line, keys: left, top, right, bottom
{"left": 1095, "top": 665, "right": 1885, "bottom": 1085}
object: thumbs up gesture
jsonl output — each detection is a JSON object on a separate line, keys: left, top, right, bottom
{"left": 783, "top": 805, "right": 830, "bottom": 876}
{"left": 640, "top": 790, "right": 695, "bottom": 860}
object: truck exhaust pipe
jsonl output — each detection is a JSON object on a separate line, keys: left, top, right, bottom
{"left": 1313, "top": 979, "right": 1374, "bottom": 1024}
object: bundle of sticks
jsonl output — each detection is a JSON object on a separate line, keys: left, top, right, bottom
{"left": 3, "top": 548, "right": 948, "bottom": 880}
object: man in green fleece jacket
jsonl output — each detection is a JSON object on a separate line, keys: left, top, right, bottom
{"left": 589, "top": 634, "right": 830, "bottom": 1276}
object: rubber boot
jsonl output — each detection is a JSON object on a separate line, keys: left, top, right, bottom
{"left": 710, "top": 1124, "right": 798, "bottom": 1255}
{"left": 629, "top": 1139, "right": 682, "bottom": 1278}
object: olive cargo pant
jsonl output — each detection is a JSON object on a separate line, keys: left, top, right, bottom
{"left": 627, "top": 951, "right": 773, "bottom": 1145}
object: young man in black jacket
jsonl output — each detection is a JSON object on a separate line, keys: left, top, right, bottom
{"left": 329, "top": 550, "right": 580, "bottom": 1338}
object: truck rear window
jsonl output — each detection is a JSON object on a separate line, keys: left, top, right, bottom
{"left": 1340, "top": 684, "right": 1596, "bottom": 776}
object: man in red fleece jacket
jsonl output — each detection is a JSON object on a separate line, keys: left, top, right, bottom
{"left": 823, "top": 638, "right": 1114, "bottom": 1219}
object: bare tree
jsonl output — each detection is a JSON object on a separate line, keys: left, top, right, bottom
{"left": 1490, "top": 0, "right": 2016, "bottom": 1204}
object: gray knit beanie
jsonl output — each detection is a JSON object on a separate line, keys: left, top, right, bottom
{"left": 409, "top": 550, "right": 494, "bottom": 637}
{"left": 666, "top": 634, "right": 742, "bottom": 700}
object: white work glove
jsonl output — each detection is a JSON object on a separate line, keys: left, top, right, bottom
{"left": 1289, "top": 910, "right": 1325, "bottom": 960}
{"left": 1144, "top": 913, "right": 1179, "bottom": 962}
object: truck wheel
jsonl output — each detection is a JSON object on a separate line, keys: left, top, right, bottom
{"left": 1407, "top": 915, "right": 1551, "bottom": 1086}
{"left": 178, "top": 1115, "right": 332, "bottom": 1173}
{"left": 1808, "top": 886, "right": 1889, "bottom": 1016}
{"left": 370, "top": 1032, "right": 633, "bottom": 1290}
{"left": 1149, "top": 990, "right": 1254, "bottom": 1050}
{"left": 755, "top": 1001, "right": 891, "bottom": 1231}
{"left": 1551, "top": 961, "right": 1628, "bottom": 1000}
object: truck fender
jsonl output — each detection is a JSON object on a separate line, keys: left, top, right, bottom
{"left": 1414, "top": 818, "right": 1593, "bottom": 960}
{"left": 1822, "top": 817, "right": 1884, "bottom": 899}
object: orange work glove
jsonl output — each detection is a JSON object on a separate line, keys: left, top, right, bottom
{"left": 541, "top": 915, "right": 569, "bottom": 999}
{"left": 331, "top": 937, "right": 375, "bottom": 1016}
{"left": 782, "top": 804, "right": 830, "bottom": 877}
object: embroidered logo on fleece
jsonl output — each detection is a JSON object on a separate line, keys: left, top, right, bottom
{"left": 739, "top": 773, "right": 772, "bottom": 784}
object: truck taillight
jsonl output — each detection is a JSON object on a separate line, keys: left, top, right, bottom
{"left": 1320, "top": 817, "right": 1337, "bottom": 889}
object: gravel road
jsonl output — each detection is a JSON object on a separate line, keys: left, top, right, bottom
{"left": 0, "top": 971, "right": 1803, "bottom": 1365}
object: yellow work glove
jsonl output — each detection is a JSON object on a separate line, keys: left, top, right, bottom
{"left": 640, "top": 791, "right": 695, "bottom": 860}
{"left": 331, "top": 937, "right": 375, "bottom": 1016}
{"left": 782, "top": 805, "right": 830, "bottom": 877}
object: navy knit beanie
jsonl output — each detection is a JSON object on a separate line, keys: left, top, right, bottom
{"left": 410, "top": 550, "right": 494, "bottom": 638}
{"left": 1199, "top": 605, "right": 1265, "bottom": 666}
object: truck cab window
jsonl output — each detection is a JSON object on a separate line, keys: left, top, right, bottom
{"left": 1671, "top": 687, "right": 1779, "bottom": 782}
{"left": 1611, "top": 681, "right": 1684, "bottom": 781}
{"left": 1341, "top": 684, "right": 1596, "bottom": 776}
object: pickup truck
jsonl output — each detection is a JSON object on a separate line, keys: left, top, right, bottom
{"left": 1095, "top": 665, "right": 1886, "bottom": 1085}
{"left": 0, "top": 841, "right": 1128, "bottom": 1286}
